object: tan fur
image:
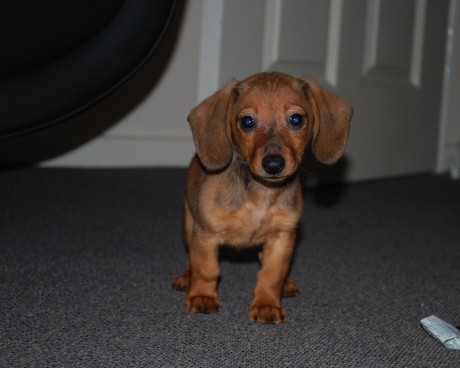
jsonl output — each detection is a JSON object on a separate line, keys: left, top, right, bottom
{"left": 172, "top": 72, "right": 352, "bottom": 324}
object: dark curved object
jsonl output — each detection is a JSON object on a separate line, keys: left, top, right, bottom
{"left": 0, "top": 0, "right": 176, "bottom": 140}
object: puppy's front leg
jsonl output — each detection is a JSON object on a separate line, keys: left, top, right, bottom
{"left": 250, "top": 231, "right": 296, "bottom": 324}
{"left": 185, "top": 233, "right": 221, "bottom": 313}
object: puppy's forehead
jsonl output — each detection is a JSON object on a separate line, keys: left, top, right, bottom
{"left": 241, "top": 73, "right": 300, "bottom": 93}
{"left": 237, "top": 73, "right": 304, "bottom": 106}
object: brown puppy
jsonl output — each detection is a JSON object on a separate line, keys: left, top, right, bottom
{"left": 172, "top": 72, "right": 352, "bottom": 324}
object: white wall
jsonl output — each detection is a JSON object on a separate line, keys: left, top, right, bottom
{"left": 437, "top": 0, "right": 460, "bottom": 175}
{"left": 446, "top": 1, "right": 460, "bottom": 143}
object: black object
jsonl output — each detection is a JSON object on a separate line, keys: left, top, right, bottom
{"left": 0, "top": 0, "right": 176, "bottom": 139}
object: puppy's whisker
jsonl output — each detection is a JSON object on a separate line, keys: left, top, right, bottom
{"left": 298, "top": 166, "right": 316, "bottom": 178}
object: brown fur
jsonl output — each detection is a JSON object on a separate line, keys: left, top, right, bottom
{"left": 172, "top": 72, "right": 352, "bottom": 324}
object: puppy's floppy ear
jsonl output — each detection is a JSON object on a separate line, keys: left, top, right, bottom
{"left": 187, "top": 80, "right": 239, "bottom": 171}
{"left": 300, "top": 76, "right": 352, "bottom": 165}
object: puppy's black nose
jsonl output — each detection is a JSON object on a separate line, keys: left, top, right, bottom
{"left": 262, "top": 155, "right": 285, "bottom": 175}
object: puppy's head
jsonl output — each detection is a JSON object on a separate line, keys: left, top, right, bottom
{"left": 188, "top": 72, "right": 352, "bottom": 182}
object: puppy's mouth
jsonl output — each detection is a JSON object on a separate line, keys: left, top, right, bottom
{"left": 251, "top": 173, "right": 295, "bottom": 185}
{"left": 256, "top": 174, "right": 287, "bottom": 181}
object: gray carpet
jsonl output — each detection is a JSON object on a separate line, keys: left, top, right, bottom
{"left": 0, "top": 168, "right": 459, "bottom": 367}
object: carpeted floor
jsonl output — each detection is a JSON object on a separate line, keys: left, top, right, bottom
{"left": 0, "top": 167, "right": 459, "bottom": 367}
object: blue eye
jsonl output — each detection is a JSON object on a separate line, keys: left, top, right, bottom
{"left": 240, "top": 116, "right": 255, "bottom": 131}
{"left": 289, "top": 114, "right": 304, "bottom": 129}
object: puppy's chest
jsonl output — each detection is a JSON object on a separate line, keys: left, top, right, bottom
{"left": 206, "top": 192, "right": 298, "bottom": 246}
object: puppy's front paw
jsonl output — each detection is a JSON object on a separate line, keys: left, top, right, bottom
{"left": 250, "top": 304, "right": 286, "bottom": 324}
{"left": 185, "top": 295, "right": 219, "bottom": 313}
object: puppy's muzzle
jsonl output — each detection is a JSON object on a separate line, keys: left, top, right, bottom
{"left": 262, "top": 155, "right": 285, "bottom": 175}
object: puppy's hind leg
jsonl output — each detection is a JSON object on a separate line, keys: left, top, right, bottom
{"left": 172, "top": 261, "right": 191, "bottom": 291}
{"left": 172, "top": 200, "right": 194, "bottom": 292}
{"left": 282, "top": 278, "right": 300, "bottom": 297}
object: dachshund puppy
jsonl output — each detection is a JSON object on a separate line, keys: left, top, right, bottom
{"left": 172, "top": 72, "right": 352, "bottom": 324}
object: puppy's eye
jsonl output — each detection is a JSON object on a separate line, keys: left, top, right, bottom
{"left": 240, "top": 116, "right": 255, "bottom": 131}
{"left": 289, "top": 114, "right": 304, "bottom": 129}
